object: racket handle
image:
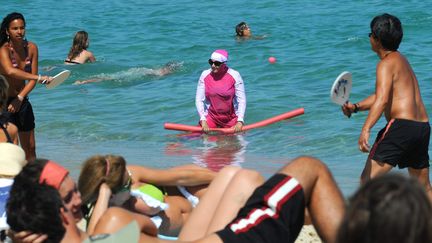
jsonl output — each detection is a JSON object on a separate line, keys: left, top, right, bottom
{"left": 344, "top": 100, "right": 351, "bottom": 118}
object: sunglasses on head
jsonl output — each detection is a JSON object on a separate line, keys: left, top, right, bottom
{"left": 241, "top": 24, "right": 249, "bottom": 31}
{"left": 208, "top": 59, "right": 225, "bottom": 66}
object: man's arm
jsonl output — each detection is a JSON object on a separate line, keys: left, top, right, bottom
{"left": 359, "top": 62, "right": 393, "bottom": 152}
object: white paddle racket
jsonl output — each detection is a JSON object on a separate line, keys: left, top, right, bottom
{"left": 330, "top": 71, "right": 352, "bottom": 105}
{"left": 45, "top": 70, "right": 71, "bottom": 89}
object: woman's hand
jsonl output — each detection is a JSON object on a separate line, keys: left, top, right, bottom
{"left": 8, "top": 98, "right": 23, "bottom": 113}
{"left": 38, "top": 75, "right": 53, "bottom": 84}
{"left": 8, "top": 230, "right": 48, "bottom": 243}
{"left": 201, "top": 120, "right": 210, "bottom": 133}
{"left": 233, "top": 121, "right": 243, "bottom": 133}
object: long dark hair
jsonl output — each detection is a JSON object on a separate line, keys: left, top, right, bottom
{"left": 0, "top": 75, "right": 9, "bottom": 124}
{"left": 0, "top": 12, "right": 26, "bottom": 46}
{"left": 67, "top": 30, "right": 89, "bottom": 60}
{"left": 0, "top": 75, "right": 8, "bottom": 111}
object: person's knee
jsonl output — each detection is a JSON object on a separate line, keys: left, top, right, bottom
{"left": 218, "top": 165, "right": 242, "bottom": 178}
{"left": 296, "top": 155, "right": 326, "bottom": 167}
{"left": 234, "top": 169, "right": 264, "bottom": 187}
{"left": 280, "top": 156, "right": 329, "bottom": 175}
{"left": 277, "top": 156, "right": 333, "bottom": 194}
{"left": 360, "top": 159, "right": 393, "bottom": 185}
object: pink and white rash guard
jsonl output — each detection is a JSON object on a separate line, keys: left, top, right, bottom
{"left": 195, "top": 65, "right": 246, "bottom": 128}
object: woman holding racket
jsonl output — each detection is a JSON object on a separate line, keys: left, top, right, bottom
{"left": 0, "top": 12, "right": 53, "bottom": 160}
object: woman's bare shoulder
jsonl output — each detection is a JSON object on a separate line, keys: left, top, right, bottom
{"left": 0, "top": 43, "right": 9, "bottom": 52}
{"left": 26, "top": 41, "right": 39, "bottom": 54}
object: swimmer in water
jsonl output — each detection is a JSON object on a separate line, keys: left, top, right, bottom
{"left": 73, "top": 61, "right": 182, "bottom": 85}
{"left": 235, "top": 21, "right": 266, "bottom": 40}
{"left": 64, "top": 30, "right": 96, "bottom": 65}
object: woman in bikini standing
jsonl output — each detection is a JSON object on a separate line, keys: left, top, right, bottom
{"left": 64, "top": 30, "right": 96, "bottom": 64}
{"left": 0, "top": 12, "right": 52, "bottom": 160}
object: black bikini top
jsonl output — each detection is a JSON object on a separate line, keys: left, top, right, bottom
{"left": 64, "top": 59, "right": 81, "bottom": 65}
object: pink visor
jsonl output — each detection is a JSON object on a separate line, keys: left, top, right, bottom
{"left": 39, "top": 160, "right": 69, "bottom": 190}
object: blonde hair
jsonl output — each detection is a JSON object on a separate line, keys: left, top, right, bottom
{"left": 0, "top": 75, "right": 8, "bottom": 111}
{"left": 67, "top": 30, "right": 89, "bottom": 60}
{"left": 78, "top": 154, "right": 127, "bottom": 206}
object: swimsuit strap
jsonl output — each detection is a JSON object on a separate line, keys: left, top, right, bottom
{"left": 64, "top": 59, "right": 81, "bottom": 65}
{"left": 8, "top": 43, "right": 18, "bottom": 68}
{"left": 0, "top": 123, "right": 13, "bottom": 144}
{"left": 22, "top": 41, "right": 31, "bottom": 71}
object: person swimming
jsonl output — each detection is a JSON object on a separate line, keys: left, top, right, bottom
{"left": 64, "top": 30, "right": 96, "bottom": 65}
{"left": 73, "top": 61, "right": 183, "bottom": 85}
{"left": 235, "top": 21, "right": 266, "bottom": 40}
{"left": 235, "top": 22, "right": 252, "bottom": 38}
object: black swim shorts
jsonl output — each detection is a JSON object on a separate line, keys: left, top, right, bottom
{"left": 7, "top": 97, "right": 35, "bottom": 132}
{"left": 369, "top": 119, "right": 430, "bottom": 169}
{"left": 216, "top": 173, "right": 305, "bottom": 243}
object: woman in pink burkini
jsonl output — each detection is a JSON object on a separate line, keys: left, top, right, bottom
{"left": 195, "top": 50, "right": 246, "bottom": 133}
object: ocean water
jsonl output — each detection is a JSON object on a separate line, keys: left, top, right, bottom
{"left": 2, "top": 1, "right": 432, "bottom": 196}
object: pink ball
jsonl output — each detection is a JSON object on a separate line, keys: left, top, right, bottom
{"left": 268, "top": 56, "right": 276, "bottom": 63}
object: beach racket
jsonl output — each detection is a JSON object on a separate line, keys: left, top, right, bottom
{"left": 45, "top": 70, "right": 71, "bottom": 89}
{"left": 330, "top": 71, "right": 352, "bottom": 105}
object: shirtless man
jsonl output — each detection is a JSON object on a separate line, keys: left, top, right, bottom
{"left": 342, "top": 13, "right": 432, "bottom": 199}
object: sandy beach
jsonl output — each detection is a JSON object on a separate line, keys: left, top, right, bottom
{"left": 295, "top": 225, "right": 322, "bottom": 243}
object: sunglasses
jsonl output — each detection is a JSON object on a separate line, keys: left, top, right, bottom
{"left": 208, "top": 59, "right": 225, "bottom": 67}
{"left": 368, "top": 32, "right": 373, "bottom": 38}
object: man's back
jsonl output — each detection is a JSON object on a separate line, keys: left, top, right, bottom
{"left": 380, "top": 51, "right": 428, "bottom": 122}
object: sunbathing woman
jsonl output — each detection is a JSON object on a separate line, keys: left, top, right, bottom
{"left": 64, "top": 30, "right": 96, "bottom": 65}
{"left": 77, "top": 154, "right": 216, "bottom": 236}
